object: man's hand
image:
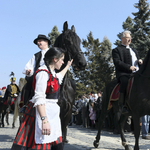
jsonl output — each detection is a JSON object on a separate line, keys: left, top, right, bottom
{"left": 138, "top": 59, "right": 143, "bottom": 65}
{"left": 130, "top": 66, "right": 137, "bottom": 71}
{"left": 14, "top": 94, "right": 18, "bottom": 97}
{"left": 26, "top": 70, "right": 31, "bottom": 75}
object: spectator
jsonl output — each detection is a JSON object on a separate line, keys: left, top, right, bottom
{"left": 1, "top": 87, "right": 6, "bottom": 98}
{"left": 76, "top": 95, "right": 83, "bottom": 125}
{"left": 94, "top": 91, "right": 102, "bottom": 123}
{"left": 90, "top": 91, "right": 95, "bottom": 102}
{"left": 89, "top": 102, "right": 96, "bottom": 128}
{"left": 82, "top": 94, "right": 89, "bottom": 128}
{"left": 141, "top": 115, "right": 150, "bottom": 140}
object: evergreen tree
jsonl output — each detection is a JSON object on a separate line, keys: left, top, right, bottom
{"left": 114, "top": 0, "right": 150, "bottom": 59}
{"left": 132, "top": 0, "right": 150, "bottom": 58}
{"left": 48, "top": 26, "right": 60, "bottom": 47}
{"left": 114, "top": 16, "right": 134, "bottom": 46}
{"left": 74, "top": 32, "right": 114, "bottom": 93}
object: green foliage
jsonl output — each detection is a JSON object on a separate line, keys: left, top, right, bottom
{"left": 74, "top": 32, "right": 114, "bottom": 96}
{"left": 114, "top": 0, "right": 150, "bottom": 59}
{"left": 48, "top": 26, "right": 60, "bottom": 47}
{"left": 132, "top": 0, "right": 150, "bottom": 58}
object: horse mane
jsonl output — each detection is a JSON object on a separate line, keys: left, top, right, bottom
{"left": 54, "top": 29, "right": 81, "bottom": 50}
{"left": 137, "top": 49, "right": 150, "bottom": 75}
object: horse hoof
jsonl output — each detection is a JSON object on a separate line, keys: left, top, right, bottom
{"left": 93, "top": 140, "right": 99, "bottom": 148}
{"left": 125, "top": 145, "right": 133, "bottom": 150}
{"left": 65, "top": 139, "right": 69, "bottom": 143}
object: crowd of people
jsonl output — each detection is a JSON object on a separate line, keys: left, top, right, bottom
{"left": 69, "top": 91, "right": 102, "bottom": 129}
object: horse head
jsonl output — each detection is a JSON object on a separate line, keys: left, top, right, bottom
{"left": 54, "top": 21, "right": 86, "bottom": 71}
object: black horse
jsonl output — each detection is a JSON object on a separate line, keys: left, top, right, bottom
{"left": 0, "top": 97, "right": 16, "bottom": 127}
{"left": 54, "top": 21, "right": 86, "bottom": 143}
{"left": 94, "top": 49, "right": 150, "bottom": 150}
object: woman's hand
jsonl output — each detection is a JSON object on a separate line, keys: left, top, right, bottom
{"left": 42, "top": 119, "right": 51, "bottom": 135}
{"left": 67, "top": 59, "right": 73, "bottom": 67}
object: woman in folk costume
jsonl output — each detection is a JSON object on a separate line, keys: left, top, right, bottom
{"left": 11, "top": 47, "right": 73, "bottom": 150}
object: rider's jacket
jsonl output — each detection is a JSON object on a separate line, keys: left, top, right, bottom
{"left": 4, "top": 84, "right": 20, "bottom": 99}
{"left": 112, "top": 45, "right": 140, "bottom": 79}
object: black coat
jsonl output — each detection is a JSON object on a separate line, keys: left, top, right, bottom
{"left": 112, "top": 45, "right": 140, "bottom": 79}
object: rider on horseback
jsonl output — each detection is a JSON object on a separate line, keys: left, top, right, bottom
{"left": 112, "top": 30, "right": 143, "bottom": 114}
{"left": 3, "top": 77, "right": 20, "bottom": 107}
{"left": 21, "top": 34, "right": 51, "bottom": 112}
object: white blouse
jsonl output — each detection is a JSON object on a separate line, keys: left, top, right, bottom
{"left": 30, "top": 65, "right": 63, "bottom": 107}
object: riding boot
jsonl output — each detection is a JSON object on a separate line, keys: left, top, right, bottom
{"left": 118, "top": 93, "right": 128, "bottom": 114}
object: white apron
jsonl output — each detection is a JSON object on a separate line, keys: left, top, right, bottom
{"left": 34, "top": 99, "right": 62, "bottom": 144}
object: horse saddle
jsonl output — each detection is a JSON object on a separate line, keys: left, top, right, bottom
{"left": 3, "top": 97, "right": 16, "bottom": 106}
{"left": 107, "top": 77, "right": 134, "bottom": 110}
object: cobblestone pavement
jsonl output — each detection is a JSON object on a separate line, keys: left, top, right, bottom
{"left": 0, "top": 114, "right": 150, "bottom": 150}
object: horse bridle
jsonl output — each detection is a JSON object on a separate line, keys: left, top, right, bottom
{"left": 62, "top": 33, "right": 83, "bottom": 61}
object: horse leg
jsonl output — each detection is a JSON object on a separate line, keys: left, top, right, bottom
{"left": 6, "top": 112, "right": 9, "bottom": 125}
{"left": 12, "top": 114, "right": 15, "bottom": 128}
{"left": 93, "top": 106, "right": 108, "bottom": 148}
{"left": 132, "top": 114, "right": 140, "bottom": 150}
{"left": 2, "top": 110, "right": 6, "bottom": 127}
{"left": 119, "top": 114, "right": 132, "bottom": 150}
{"left": 113, "top": 111, "right": 121, "bottom": 134}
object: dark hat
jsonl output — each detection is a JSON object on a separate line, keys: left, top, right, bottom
{"left": 34, "top": 34, "right": 51, "bottom": 45}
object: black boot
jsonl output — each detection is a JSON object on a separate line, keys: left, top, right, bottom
{"left": 118, "top": 93, "right": 128, "bottom": 114}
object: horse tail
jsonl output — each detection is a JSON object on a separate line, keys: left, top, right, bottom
{"left": 64, "top": 101, "right": 71, "bottom": 118}
{"left": 13, "top": 93, "right": 21, "bottom": 124}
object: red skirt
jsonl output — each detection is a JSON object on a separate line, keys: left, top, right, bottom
{"left": 11, "top": 103, "right": 62, "bottom": 150}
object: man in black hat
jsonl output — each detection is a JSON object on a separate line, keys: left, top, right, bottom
{"left": 21, "top": 34, "right": 51, "bottom": 112}
{"left": 23, "top": 34, "right": 51, "bottom": 76}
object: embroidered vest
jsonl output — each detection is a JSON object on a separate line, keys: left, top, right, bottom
{"left": 32, "top": 69, "right": 60, "bottom": 99}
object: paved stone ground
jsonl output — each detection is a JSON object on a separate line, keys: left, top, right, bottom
{"left": 0, "top": 114, "right": 150, "bottom": 150}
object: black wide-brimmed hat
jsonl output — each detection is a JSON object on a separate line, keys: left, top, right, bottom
{"left": 33, "top": 34, "right": 51, "bottom": 45}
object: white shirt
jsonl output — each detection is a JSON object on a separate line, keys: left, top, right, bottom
{"left": 22, "top": 48, "right": 49, "bottom": 76}
{"left": 126, "top": 45, "right": 139, "bottom": 72}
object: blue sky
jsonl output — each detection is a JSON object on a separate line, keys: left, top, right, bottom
{"left": 0, "top": 0, "right": 149, "bottom": 88}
